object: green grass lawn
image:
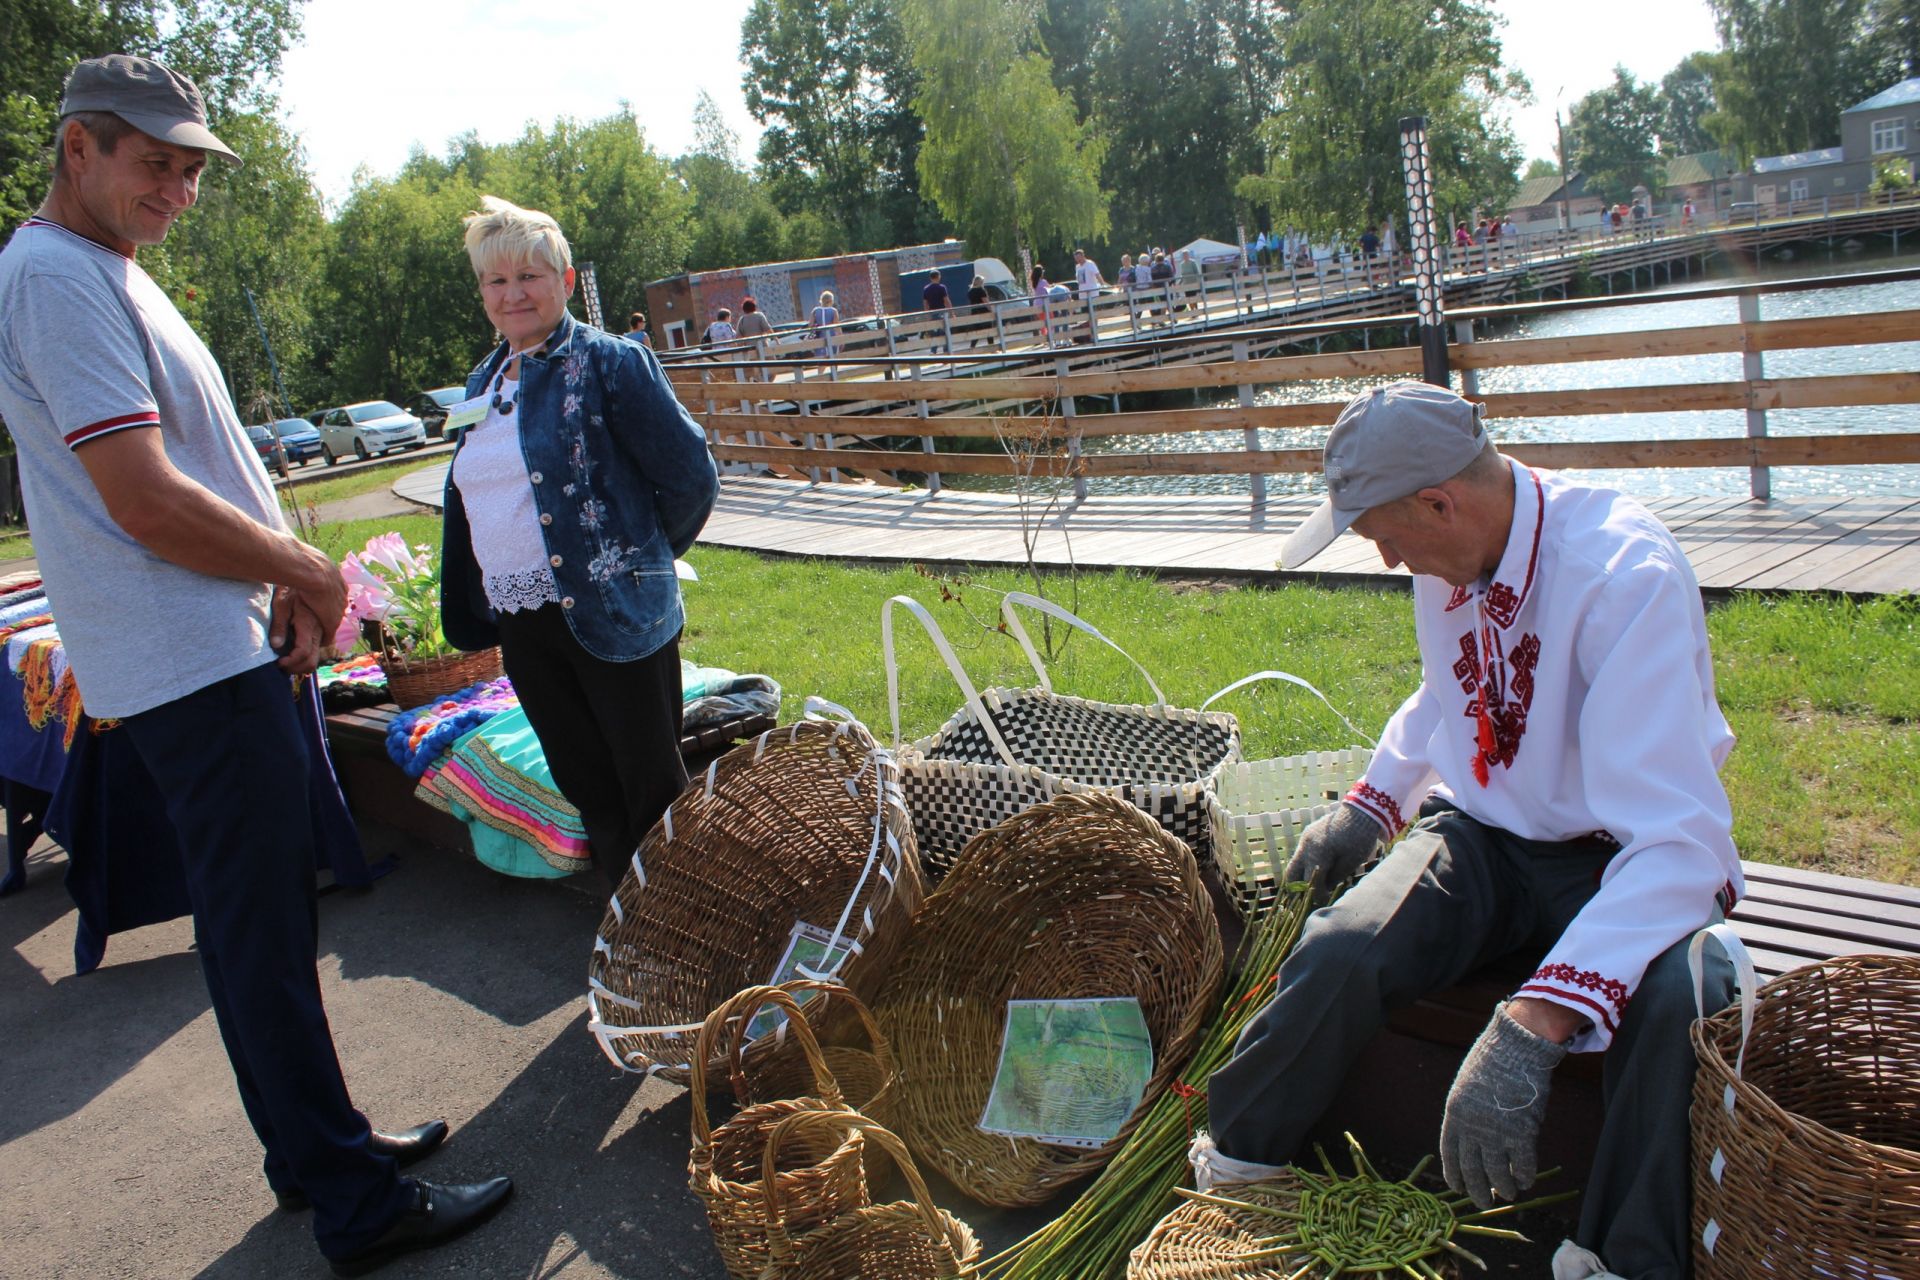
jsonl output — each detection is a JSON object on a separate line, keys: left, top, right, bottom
{"left": 283, "top": 455, "right": 442, "bottom": 511}
{"left": 303, "top": 514, "right": 1920, "bottom": 886}
{"left": 0, "top": 527, "right": 31, "bottom": 562}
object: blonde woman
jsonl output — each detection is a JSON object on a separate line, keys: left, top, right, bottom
{"left": 439, "top": 196, "right": 719, "bottom": 884}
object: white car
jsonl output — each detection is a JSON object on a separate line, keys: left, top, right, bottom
{"left": 317, "top": 401, "right": 428, "bottom": 465}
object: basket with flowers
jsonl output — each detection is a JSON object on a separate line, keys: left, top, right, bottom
{"left": 336, "top": 532, "right": 502, "bottom": 708}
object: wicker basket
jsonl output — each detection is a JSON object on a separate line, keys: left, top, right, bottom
{"left": 758, "top": 1111, "right": 981, "bottom": 1280}
{"left": 733, "top": 979, "right": 898, "bottom": 1133}
{"left": 1127, "top": 1172, "right": 1308, "bottom": 1279}
{"left": 1199, "top": 671, "right": 1376, "bottom": 919}
{"left": 886, "top": 593, "right": 1241, "bottom": 878}
{"left": 874, "top": 791, "right": 1224, "bottom": 1207}
{"left": 690, "top": 986, "right": 872, "bottom": 1280}
{"left": 1689, "top": 925, "right": 1920, "bottom": 1279}
{"left": 586, "top": 712, "right": 924, "bottom": 1083}
{"left": 382, "top": 645, "right": 505, "bottom": 710}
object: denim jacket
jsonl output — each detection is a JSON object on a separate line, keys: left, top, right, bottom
{"left": 440, "top": 314, "right": 719, "bottom": 663}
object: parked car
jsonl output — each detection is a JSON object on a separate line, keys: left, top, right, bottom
{"left": 245, "top": 424, "right": 284, "bottom": 469}
{"left": 408, "top": 386, "right": 466, "bottom": 438}
{"left": 315, "top": 401, "right": 427, "bottom": 464}
{"left": 257, "top": 416, "right": 322, "bottom": 465}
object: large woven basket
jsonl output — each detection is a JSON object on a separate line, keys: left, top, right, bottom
{"left": 758, "top": 1110, "right": 981, "bottom": 1280}
{"left": 733, "top": 979, "right": 898, "bottom": 1133}
{"left": 587, "top": 711, "right": 924, "bottom": 1083}
{"left": 886, "top": 593, "right": 1241, "bottom": 877}
{"left": 383, "top": 644, "right": 505, "bottom": 709}
{"left": 1689, "top": 925, "right": 1920, "bottom": 1278}
{"left": 874, "top": 791, "right": 1224, "bottom": 1207}
{"left": 690, "top": 986, "right": 871, "bottom": 1280}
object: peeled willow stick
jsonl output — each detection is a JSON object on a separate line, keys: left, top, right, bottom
{"left": 979, "top": 888, "right": 1314, "bottom": 1280}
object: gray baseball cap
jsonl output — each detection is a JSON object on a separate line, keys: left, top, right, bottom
{"left": 59, "top": 55, "right": 240, "bottom": 165}
{"left": 1279, "top": 381, "right": 1489, "bottom": 569}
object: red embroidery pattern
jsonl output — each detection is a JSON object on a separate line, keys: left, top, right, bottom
{"left": 1444, "top": 585, "right": 1473, "bottom": 612}
{"left": 1484, "top": 581, "right": 1520, "bottom": 628}
{"left": 1483, "top": 469, "right": 1546, "bottom": 630}
{"left": 1458, "top": 628, "right": 1541, "bottom": 781}
{"left": 1345, "top": 782, "right": 1405, "bottom": 834}
{"left": 1521, "top": 963, "right": 1629, "bottom": 1033}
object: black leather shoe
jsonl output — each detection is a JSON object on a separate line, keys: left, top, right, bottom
{"left": 274, "top": 1120, "right": 451, "bottom": 1212}
{"left": 326, "top": 1176, "right": 513, "bottom": 1277}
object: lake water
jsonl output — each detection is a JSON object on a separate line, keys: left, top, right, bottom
{"left": 969, "top": 245, "right": 1920, "bottom": 499}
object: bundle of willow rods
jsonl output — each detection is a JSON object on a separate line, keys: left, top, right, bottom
{"left": 1163, "top": 1134, "right": 1578, "bottom": 1278}
{"left": 980, "top": 887, "right": 1313, "bottom": 1280}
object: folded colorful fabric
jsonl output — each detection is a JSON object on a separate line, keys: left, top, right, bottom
{"left": 417, "top": 705, "right": 589, "bottom": 879}
{"left": 384, "top": 677, "right": 518, "bottom": 778}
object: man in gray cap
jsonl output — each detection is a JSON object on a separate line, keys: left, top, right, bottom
{"left": 1196, "top": 382, "right": 1738, "bottom": 1280}
{"left": 0, "top": 56, "right": 510, "bottom": 1275}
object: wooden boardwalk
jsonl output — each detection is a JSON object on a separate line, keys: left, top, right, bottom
{"left": 394, "top": 467, "right": 1920, "bottom": 594}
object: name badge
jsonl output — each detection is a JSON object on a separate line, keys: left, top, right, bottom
{"left": 443, "top": 396, "right": 488, "bottom": 436}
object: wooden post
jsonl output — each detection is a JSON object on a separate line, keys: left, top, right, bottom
{"left": 1739, "top": 291, "right": 1769, "bottom": 500}
{"left": 1126, "top": 286, "right": 1141, "bottom": 338}
{"left": 1231, "top": 271, "right": 1246, "bottom": 318}
{"left": 993, "top": 299, "right": 1008, "bottom": 352}
{"left": 1057, "top": 355, "right": 1086, "bottom": 501}
{"left": 911, "top": 357, "right": 940, "bottom": 494}
{"left": 1234, "top": 338, "right": 1265, "bottom": 506}
{"left": 1453, "top": 318, "right": 1478, "bottom": 398}
{"left": 791, "top": 361, "right": 822, "bottom": 485}
{"left": 1288, "top": 254, "right": 1301, "bottom": 305}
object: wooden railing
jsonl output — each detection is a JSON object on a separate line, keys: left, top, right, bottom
{"left": 668, "top": 268, "right": 1920, "bottom": 505}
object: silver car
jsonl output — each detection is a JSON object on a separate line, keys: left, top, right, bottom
{"left": 317, "top": 401, "right": 428, "bottom": 465}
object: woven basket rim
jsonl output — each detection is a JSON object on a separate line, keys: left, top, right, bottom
{"left": 1692, "top": 954, "right": 1920, "bottom": 1171}
{"left": 904, "top": 684, "right": 1242, "bottom": 757}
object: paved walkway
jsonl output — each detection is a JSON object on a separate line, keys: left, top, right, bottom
{"left": 396, "top": 466, "right": 1920, "bottom": 595}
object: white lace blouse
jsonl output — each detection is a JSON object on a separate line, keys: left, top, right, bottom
{"left": 450, "top": 375, "right": 561, "bottom": 614}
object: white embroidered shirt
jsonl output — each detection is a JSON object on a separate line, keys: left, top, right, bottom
{"left": 451, "top": 375, "right": 560, "bottom": 614}
{"left": 1345, "top": 459, "right": 1740, "bottom": 1052}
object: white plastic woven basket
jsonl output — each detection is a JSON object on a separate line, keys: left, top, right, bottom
{"left": 1200, "top": 672, "right": 1375, "bottom": 918}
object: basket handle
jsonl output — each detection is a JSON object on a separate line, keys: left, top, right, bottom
{"left": 1200, "top": 670, "right": 1377, "bottom": 749}
{"left": 1688, "top": 923, "right": 1758, "bottom": 1080}
{"left": 882, "top": 594, "right": 1016, "bottom": 765}
{"left": 759, "top": 1110, "right": 969, "bottom": 1276}
{"left": 999, "top": 591, "right": 1167, "bottom": 706}
{"left": 723, "top": 979, "right": 898, "bottom": 1112}
{"left": 689, "top": 985, "right": 844, "bottom": 1149}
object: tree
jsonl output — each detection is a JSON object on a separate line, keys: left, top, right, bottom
{"left": 1523, "top": 157, "right": 1560, "bottom": 180}
{"left": 1864, "top": 0, "right": 1920, "bottom": 83}
{"left": 0, "top": 0, "right": 303, "bottom": 238}
{"left": 1703, "top": 0, "right": 1878, "bottom": 164}
{"left": 1658, "top": 53, "right": 1721, "bottom": 156}
{"left": 739, "top": 0, "right": 940, "bottom": 250}
{"left": 1569, "top": 67, "right": 1665, "bottom": 204}
{"left": 1237, "top": 0, "right": 1527, "bottom": 241}
{"left": 902, "top": 0, "right": 1110, "bottom": 267}
{"left": 676, "top": 92, "right": 828, "bottom": 272}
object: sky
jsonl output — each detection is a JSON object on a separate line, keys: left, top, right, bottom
{"left": 280, "top": 0, "right": 1725, "bottom": 211}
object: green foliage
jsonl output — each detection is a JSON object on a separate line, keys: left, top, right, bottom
{"left": 740, "top": 0, "right": 941, "bottom": 251}
{"left": 1569, "top": 67, "right": 1666, "bottom": 204}
{"left": 1874, "top": 156, "right": 1916, "bottom": 194}
{"left": 1703, "top": 0, "right": 1878, "bottom": 164}
{"left": 1237, "top": 0, "right": 1527, "bottom": 241}
{"left": 1864, "top": 0, "right": 1920, "bottom": 84}
{"left": 1658, "top": 52, "right": 1721, "bottom": 157}
{"left": 677, "top": 91, "right": 830, "bottom": 273}
{"left": 902, "top": 0, "right": 1110, "bottom": 264}
{"left": 1522, "top": 158, "right": 1560, "bottom": 180}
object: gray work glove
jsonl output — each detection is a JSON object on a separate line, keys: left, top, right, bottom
{"left": 1440, "top": 1006, "right": 1569, "bottom": 1210}
{"left": 1281, "top": 802, "right": 1385, "bottom": 903}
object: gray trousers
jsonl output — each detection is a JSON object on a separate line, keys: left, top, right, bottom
{"left": 1208, "top": 801, "right": 1733, "bottom": 1280}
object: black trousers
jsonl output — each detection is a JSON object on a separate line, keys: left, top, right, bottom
{"left": 122, "top": 662, "right": 410, "bottom": 1260}
{"left": 494, "top": 604, "right": 686, "bottom": 884}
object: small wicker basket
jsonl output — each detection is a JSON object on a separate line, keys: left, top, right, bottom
{"left": 1689, "top": 925, "right": 1920, "bottom": 1279}
{"left": 586, "top": 711, "right": 924, "bottom": 1084}
{"left": 758, "top": 1110, "right": 981, "bottom": 1280}
{"left": 874, "top": 791, "right": 1224, "bottom": 1208}
{"left": 690, "top": 986, "right": 871, "bottom": 1280}
{"left": 1205, "top": 748, "right": 1372, "bottom": 918}
{"left": 732, "top": 979, "right": 898, "bottom": 1133}
{"left": 382, "top": 645, "right": 505, "bottom": 710}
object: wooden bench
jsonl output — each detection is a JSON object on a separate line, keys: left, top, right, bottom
{"left": 322, "top": 701, "right": 777, "bottom": 851}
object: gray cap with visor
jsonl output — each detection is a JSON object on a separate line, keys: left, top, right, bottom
{"left": 59, "top": 54, "right": 240, "bottom": 165}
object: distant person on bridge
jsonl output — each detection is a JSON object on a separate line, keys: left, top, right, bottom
{"left": 810, "top": 290, "right": 839, "bottom": 370}
{"left": 1200, "top": 381, "right": 1740, "bottom": 1280}
{"left": 1177, "top": 250, "right": 1201, "bottom": 311}
{"left": 1073, "top": 249, "right": 1105, "bottom": 339}
{"left": 625, "top": 311, "right": 651, "bottom": 347}
{"left": 702, "top": 307, "right": 736, "bottom": 348}
{"left": 965, "top": 275, "right": 990, "bottom": 347}
{"left": 921, "top": 269, "right": 950, "bottom": 311}
{"left": 0, "top": 53, "right": 514, "bottom": 1275}
{"left": 733, "top": 296, "right": 773, "bottom": 381}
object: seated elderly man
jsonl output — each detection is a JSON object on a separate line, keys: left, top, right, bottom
{"left": 1201, "top": 382, "right": 1737, "bottom": 1280}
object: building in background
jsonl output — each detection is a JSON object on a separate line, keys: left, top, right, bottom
{"left": 1734, "top": 77, "right": 1920, "bottom": 209}
{"left": 643, "top": 240, "right": 969, "bottom": 349}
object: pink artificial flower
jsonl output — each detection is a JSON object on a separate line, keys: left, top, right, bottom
{"left": 358, "top": 532, "right": 420, "bottom": 579}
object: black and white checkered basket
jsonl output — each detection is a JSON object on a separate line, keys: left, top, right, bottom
{"left": 884, "top": 592, "right": 1242, "bottom": 877}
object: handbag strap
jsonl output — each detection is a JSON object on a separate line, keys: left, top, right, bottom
{"left": 999, "top": 590, "right": 1167, "bottom": 706}
{"left": 1688, "top": 922, "right": 1758, "bottom": 1080}
{"left": 882, "top": 594, "right": 1016, "bottom": 766}
{"left": 1200, "top": 670, "right": 1376, "bottom": 748}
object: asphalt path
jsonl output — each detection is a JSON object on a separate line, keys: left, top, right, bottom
{"left": 268, "top": 438, "right": 458, "bottom": 493}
